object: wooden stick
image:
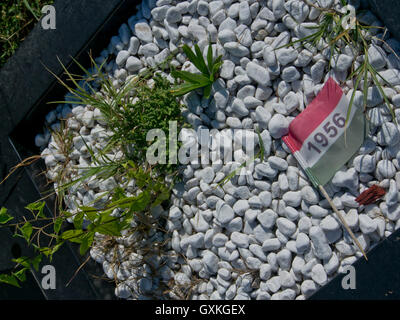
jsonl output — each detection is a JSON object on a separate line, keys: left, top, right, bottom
{"left": 319, "top": 185, "right": 368, "bottom": 261}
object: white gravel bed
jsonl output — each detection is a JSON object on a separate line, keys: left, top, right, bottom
{"left": 35, "top": 0, "right": 400, "bottom": 300}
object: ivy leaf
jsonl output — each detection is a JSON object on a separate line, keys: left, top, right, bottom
{"left": 79, "top": 232, "right": 94, "bottom": 255}
{"left": 73, "top": 212, "right": 84, "bottom": 229}
{"left": 13, "top": 269, "right": 27, "bottom": 282}
{"left": 0, "top": 207, "right": 13, "bottom": 224}
{"left": 53, "top": 217, "right": 63, "bottom": 234}
{"left": 61, "top": 229, "right": 85, "bottom": 243}
{"left": 20, "top": 222, "right": 33, "bottom": 243}
{"left": 0, "top": 274, "right": 20, "bottom": 288}
{"left": 30, "top": 255, "right": 42, "bottom": 272}
{"left": 25, "top": 201, "right": 46, "bottom": 219}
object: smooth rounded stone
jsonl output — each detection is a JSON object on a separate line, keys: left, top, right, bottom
{"left": 212, "top": 233, "right": 228, "bottom": 248}
{"left": 190, "top": 212, "right": 210, "bottom": 232}
{"left": 116, "top": 50, "right": 130, "bottom": 66}
{"left": 284, "top": 0, "right": 309, "bottom": 22}
{"left": 296, "top": 233, "right": 310, "bottom": 254}
{"left": 368, "top": 44, "right": 386, "bottom": 70}
{"left": 224, "top": 42, "right": 250, "bottom": 57}
{"left": 126, "top": 56, "right": 142, "bottom": 72}
{"left": 323, "top": 252, "right": 339, "bottom": 275}
{"left": 268, "top": 114, "right": 289, "bottom": 139}
{"left": 367, "top": 86, "right": 384, "bottom": 107}
{"left": 259, "top": 264, "right": 272, "bottom": 281}
{"left": 249, "top": 244, "right": 268, "bottom": 261}
{"left": 331, "top": 54, "right": 353, "bottom": 72}
{"left": 263, "top": 46, "right": 277, "bottom": 66}
{"left": 233, "top": 199, "right": 250, "bottom": 216}
{"left": 276, "top": 48, "right": 298, "bottom": 66}
{"left": 281, "top": 66, "right": 301, "bottom": 82}
{"left": 309, "top": 226, "right": 332, "bottom": 260}
{"left": 202, "top": 250, "right": 219, "bottom": 275}
{"left": 217, "top": 203, "right": 235, "bottom": 224}
{"left": 353, "top": 155, "right": 376, "bottom": 173}
{"left": 259, "top": 191, "right": 272, "bottom": 207}
{"left": 138, "top": 43, "right": 159, "bottom": 56}
{"left": 257, "top": 209, "right": 278, "bottom": 229}
{"left": 115, "top": 283, "right": 132, "bottom": 299}
{"left": 386, "top": 179, "right": 399, "bottom": 207}
{"left": 308, "top": 205, "right": 329, "bottom": 218}
{"left": 301, "top": 279, "right": 318, "bottom": 298}
{"left": 239, "top": 1, "right": 251, "bottom": 25}
{"left": 377, "top": 122, "right": 400, "bottom": 146}
{"left": 266, "top": 276, "right": 281, "bottom": 293}
{"left": 220, "top": 60, "right": 235, "bottom": 79}
{"left": 276, "top": 249, "right": 292, "bottom": 271}
{"left": 311, "top": 264, "right": 328, "bottom": 286}
{"left": 268, "top": 156, "right": 288, "bottom": 171}
{"left": 345, "top": 209, "right": 359, "bottom": 229}
{"left": 255, "top": 163, "right": 278, "bottom": 179}
{"left": 281, "top": 191, "right": 301, "bottom": 208}
{"left": 166, "top": 6, "right": 182, "bottom": 23}
{"left": 262, "top": 238, "right": 281, "bottom": 252}
{"left": 279, "top": 270, "right": 296, "bottom": 288}
{"left": 359, "top": 214, "right": 377, "bottom": 234}
{"left": 233, "top": 186, "right": 251, "bottom": 199}
{"left": 246, "top": 62, "right": 270, "bottom": 85}
{"left": 232, "top": 98, "right": 249, "bottom": 117}
{"left": 199, "top": 167, "right": 215, "bottom": 184}
{"left": 246, "top": 256, "right": 262, "bottom": 269}
{"left": 284, "top": 206, "right": 299, "bottom": 221}
{"left": 301, "top": 186, "right": 319, "bottom": 205}
{"left": 298, "top": 216, "right": 312, "bottom": 233}
{"left": 320, "top": 216, "right": 342, "bottom": 244}
{"left": 248, "top": 195, "right": 262, "bottom": 209}
{"left": 255, "top": 106, "right": 272, "bottom": 126}
{"left": 231, "top": 232, "right": 249, "bottom": 248}
{"left": 377, "top": 160, "right": 396, "bottom": 179}
{"left": 331, "top": 168, "right": 358, "bottom": 191}
{"left": 379, "top": 69, "right": 400, "bottom": 86}
{"left": 276, "top": 217, "right": 297, "bottom": 236}
{"left": 135, "top": 21, "right": 153, "bottom": 43}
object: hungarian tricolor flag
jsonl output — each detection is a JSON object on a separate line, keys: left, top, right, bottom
{"left": 283, "top": 78, "right": 366, "bottom": 188}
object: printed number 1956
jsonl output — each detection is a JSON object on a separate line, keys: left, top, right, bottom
{"left": 307, "top": 113, "right": 346, "bottom": 154}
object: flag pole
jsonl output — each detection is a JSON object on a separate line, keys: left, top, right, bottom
{"left": 318, "top": 185, "right": 368, "bottom": 261}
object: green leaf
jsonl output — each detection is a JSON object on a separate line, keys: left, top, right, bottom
{"left": 12, "top": 257, "right": 30, "bottom": 269}
{"left": 207, "top": 44, "right": 213, "bottom": 72}
{"left": 79, "top": 232, "right": 94, "bottom": 255}
{"left": 25, "top": 201, "right": 46, "bottom": 219}
{"left": 194, "top": 44, "right": 209, "bottom": 76}
{"left": 171, "top": 69, "right": 210, "bottom": 85}
{"left": 0, "top": 207, "right": 13, "bottom": 224}
{"left": 20, "top": 222, "right": 33, "bottom": 243}
{"left": 0, "top": 274, "right": 20, "bottom": 288}
{"left": 73, "top": 212, "right": 84, "bottom": 229}
{"left": 130, "top": 190, "right": 151, "bottom": 212}
{"left": 13, "top": 269, "right": 27, "bottom": 282}
{"left": 171, "top": 82, "right": 206, "bottom": 96}
{"left": 203, "top": 84, "right": 212, "bottom": 99}
{"left": 182, "top": 44, "right": 208, "bottom": 75}
{"left": 61, "top": 229, "right": 85, "bottom": 243}
{"left": 54, "top": 217, "right": 63, "bottom": 234}
{"left": 94, "top": 220, "right": 121, "bottom": 237}
{"left": 30, "top": 255, "right": 42, "bottom": 272}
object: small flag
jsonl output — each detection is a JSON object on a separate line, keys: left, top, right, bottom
{"left": 283, "top": 77, "right": 366, "bottom": 188}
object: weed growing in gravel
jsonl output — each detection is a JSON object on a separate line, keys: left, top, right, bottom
{"left": 281, "top": 0, "right": 398, "bottom": 126}
{"left": 0, "top": 51, "right": 184, "bottom": 290}
{"left": 171, "top": 41, "right": 223, "bottom": 98}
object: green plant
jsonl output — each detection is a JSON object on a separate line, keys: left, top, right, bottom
{"left": 171, "top": 42, "right": 223, "bottom": 99}
{"left": 279, "top": 0, "right": 398, "bottom": 126}
{"left": 0, "top": 52, "right": 185, "bottom": 291}
{"left": 0, "top": 0, "right": 54, "bottom": 68}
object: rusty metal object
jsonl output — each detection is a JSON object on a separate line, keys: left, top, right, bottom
{"left": 355, "top": 185, "right": 386, "bottom": 206}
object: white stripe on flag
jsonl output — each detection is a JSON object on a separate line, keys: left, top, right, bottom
{"left": 299, "top": 93, "right": 357, "bottom": 168}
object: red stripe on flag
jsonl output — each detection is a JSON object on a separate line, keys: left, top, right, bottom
{"left": 284, "top": 77, "right": 343, "bottom": 152}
